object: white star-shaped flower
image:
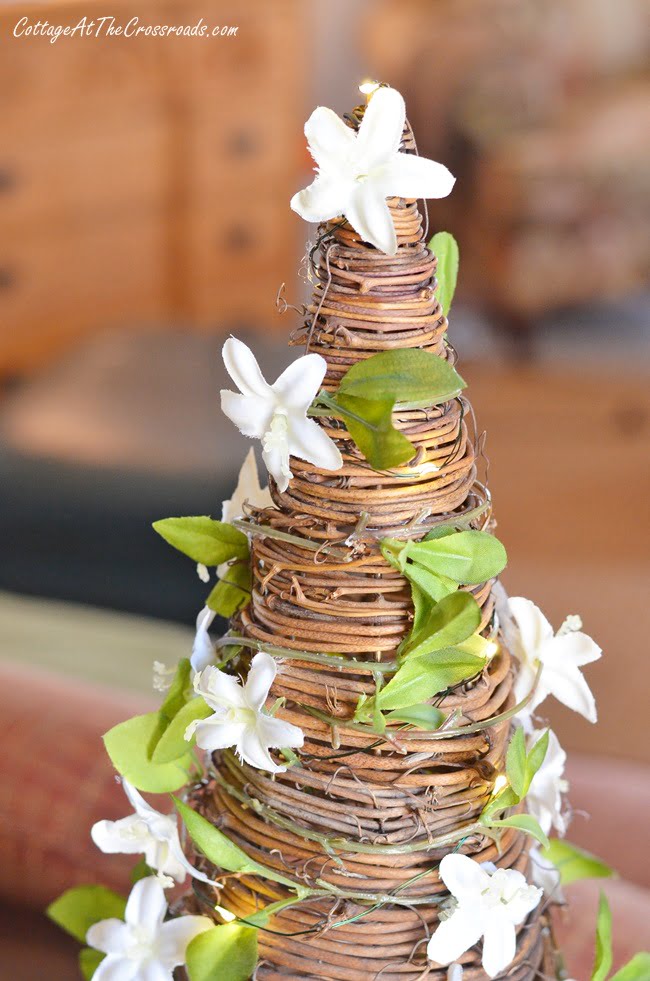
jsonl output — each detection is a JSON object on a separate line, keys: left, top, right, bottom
{"left": 91, "top": 779, "right": 210, "bottom": 887}
{"left": 86, "top": 876, "right": 211, "bottom": 981}
{"left": 427, "top": 854, "right": 542, "bottom": 979}
{"left": 290, "top": 86, "right": 455, "bottom": 256}
{"left": 186, "top": 651, "right": 304, "bottom": 773}
{"left": 526, "top": 727, "right": 569, "bottom": 836}
{"left": 508, "top": 597, "right": 601, "bottom": 724}
{"left": 220, "top": 337, "right": 343, "bottom": 492}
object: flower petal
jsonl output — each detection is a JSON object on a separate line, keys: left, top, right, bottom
{"left": 544, "top": 661, "right": 598, "bottom": 723}
{"left": 356, "top": 87, "right": 405, "bottom": 170}
{"left": 191, "top": 606, "right": 216, "bottom": 674}
{"left": 271, "top": 353, "right": 328, "bottom": 411}
{"left": 304, "top": 105, "right": 356, "bottom": 171}
{"left": 257, "top": 712, "right": 305, "bottom": 751}
{"left": 291, "top": 176, "right": 350, "bottom": 223}
{"left": 157, "top": 916, "right": 212, "bottom": 969}
{"left": 262, "top": 438, "right": 292, "bottom": 493}
{"left": 91, "top": 954, "right": 137, "bottom": 981}
{"left": 195, "top": 665, "right": 247, "bottom": 710}
{"left": 238, "top": 725, "right": 282, "bottom": 772}
{"left": 124, "top": 876, "right": 167, "bottom": 931}
{"left": 220, "top": 391, "right": 273, "bottom": 440}
{"left": 548, "top": 630, "right": 602, "bottom": 668}
{"left": 221, "top": 448, "right": 271, "bottom": 523}
{"left": 346, "top": 185, "right": 397, "bottom": 255}
{"left": 509, "top": 597, "right": 554, "bottom": 661}
{"left": 427, "top": 906, "right": 483, "bottom": 967}
{"left": 480, "top": 911, "right": 516, "bottom": 978}
{"left": 244, "top": 652, "right": 276, "bottom": 711}
{"left": 193, "top": 718, "right": 247, "bottom": 754}
{"left": 439, "top": 854, "right": 490, "bottom": 900}
{"left": 139, "top": 963, "right": 173, "bottom": 981}
{"left": 86, "top": 920, "right": 130, "bottom": 956}
{"left": 287, "top": 416, "right": 343, "bottom": 473}
{"left": 222, "top": 338, "right": 273, "bottom": 399}
{"left": 91, "top": 816, "right": 149, "bottom": 855}
{"left": 122, "top": 780, "right": 160, "bottom": 823}
{"left": 381, "top": 152, "right": 455, "bottom": 200}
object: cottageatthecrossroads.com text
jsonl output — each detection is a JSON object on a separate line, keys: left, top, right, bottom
{"left": 12, "top": 16, "right": 239, "bottom": 42}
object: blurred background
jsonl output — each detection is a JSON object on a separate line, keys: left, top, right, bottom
{"left": 0, "top": 0, "right": 648, "bottom": 976}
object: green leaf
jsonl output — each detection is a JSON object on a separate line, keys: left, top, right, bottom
{"left": 592, "top": 891, "right": 613, "bottom": 981}
{"left": 610, "top": 953, "right": 650, "bottom": 981}
{"left": 543, "top": 839, "right": 615, "bottom": 887}
{"left": 334, "top": 393, "right": 415, "bottom": 470}
{"left": 481, "top": 786, "right": 521, "bottom": 820}
{"left": 174, "top": 798, "right": 300, "bottom": 890}
{"left": 338, "top": 348, "right": 465, "bottom": 406}
{"left": 402, "top": 591, "right": 481, "bottom": 660}
{"left": 384, "top": 704, "right": 445, "bottom": 729}
{"left": 158, "top": 658, "right": 192, "bottom": 728}
{"left": 244, "top": 897, "right": 304, "bottom": 927}
{"left": 429, "top": 231, "right": 459, "bottom": 316}
{"left": 371, "top": 648, "right": 485, "bottom": 713}
{"left": 403, "top": 564, "right": 459, "bottom": 604}
{"left": 186, "top": 923, "right": 258, "bottom": 981}
{"left": 153, "top": 516, "right": 249, "bottom": 566}
{"left": 103, "top": 713, "right": 193, "bottom": 792}
{"left": 207, "top": 561, "right": 252, "bottom": 617}
{"left": 47, "top": 885, "right": 126, "bottom": 944}
{"left": 152, "top": 697, "right": 213, "bottom": 764}
{"left": 505, "top": 727, "right": 527, "bottom": 799}
{"left": 401, "top": 529, "right": 507, "bottom": 585}
{"left": 488, "top": 814, "right": 549, "bottom": 850}
{"left": 79, "top": 948, "right": 104, "bottom": 980}
{"left": 524, "top": 728, "right": 549, "bottom": 796}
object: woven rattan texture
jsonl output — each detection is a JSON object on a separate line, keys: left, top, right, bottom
{"left": 185, "top": 110, "right": 555, "bottom": 980}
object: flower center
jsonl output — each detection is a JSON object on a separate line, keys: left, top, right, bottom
{"left": 126, "top": 925, "right": 155, "bottom": 962}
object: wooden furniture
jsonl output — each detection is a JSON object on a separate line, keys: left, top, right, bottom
{"left": 365, "top": 0, "right": 650, "bottom": 339}
{"left": 0, "top": 0, "right": 305, "bottom": 377}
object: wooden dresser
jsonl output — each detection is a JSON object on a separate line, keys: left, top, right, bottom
{"left": 0, "top": 0, "right": 306, "bottom": 376}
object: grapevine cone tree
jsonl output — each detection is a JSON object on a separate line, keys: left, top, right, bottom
{"left": 47, "top": 86, "right": 632, "bottom": 981}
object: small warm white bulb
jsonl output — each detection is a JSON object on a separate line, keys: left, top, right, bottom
{"left": 359, "top": 79, "right": 381, "bottom": 102}
{"left": 492, "top": 774, "right": 508, "bottom": 795}
{"left": 215, "top": 905, "right": 237, "bottom": 923}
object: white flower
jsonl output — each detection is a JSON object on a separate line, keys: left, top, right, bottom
{"left": 196, "top": 562, "right": 210, "bottom": 583}
{"left": 187, "top": 651, "right": 304, "bottom": 773}
{"left": 220, "top": 337, "right": 343, "bottom": 492}
{"left": 508, "top": 597, "right": 601, "bottom": 724}
{"left": 222, "top": 447, "right": 272, "bottom": 524}
{"left": 291, "top": 86, "right": 455, "bottom": 256}
{"left": 86, "top": 876, "right": 211, "bottom": 981}
{"left": 191, "top": 606, "right": 217, "bottom": 674}
{"left": 91, "top": 780, "right": 210, "bottom": 886}
{"left": 529, "top": 846, "right": 563, "bottom": 901}
{"left": 526, "top": 728, "right": 569, "bottom": 836}
{"left": 427, "top": 854, "right": 542, "bottom": 979}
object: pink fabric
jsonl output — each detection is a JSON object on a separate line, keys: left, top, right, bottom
{"left": 556, "top": 879, "right": 650, "bottom": 978}
{"left": 0, "top": 661, "right": 152, "bottom": 909}
{"left": 1, "top": 660, "right": 648, "bottom": 975}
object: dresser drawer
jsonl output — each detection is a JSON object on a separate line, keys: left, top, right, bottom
{"left": 183, "top": 200, "right": 300, "bottom": 327}
{"left": 0, "top": 212, "right": 168, "bottom": 374}
{"left": 0, "top": 120, "right": 168, "bottom": 235}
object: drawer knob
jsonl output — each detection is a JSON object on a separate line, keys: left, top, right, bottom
{"left": 0, "top": 169, "right": 16, "bottom": 193}
{"left": 0, "top": 268, "right": 16, "bottom": 289}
